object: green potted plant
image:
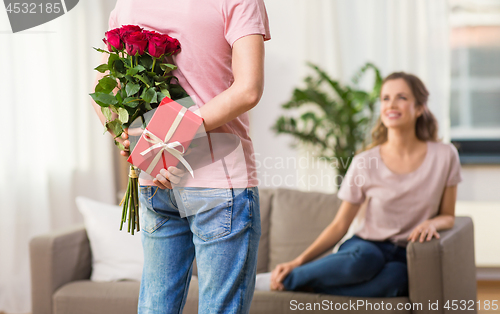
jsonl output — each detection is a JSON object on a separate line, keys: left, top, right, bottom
{"left": 272, "top": 62, "right": 382, "bottom": 179}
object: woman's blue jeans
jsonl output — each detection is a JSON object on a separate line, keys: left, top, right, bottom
{"left": 282, "top": 235, "right": 408, "bottom": 297}
{"left": 137, "top": 186, "right": 261, "bottom": 314}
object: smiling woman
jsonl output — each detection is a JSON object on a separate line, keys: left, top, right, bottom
{"left": 269, "top": 72, "right": 461, "bottom": 298}
{"left": 368, "top": 72, "right": 439, "bottom": 151}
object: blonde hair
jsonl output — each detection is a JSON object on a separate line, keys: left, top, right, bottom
{"left": 366, "top": 72, "right": 439, "bottom": 150}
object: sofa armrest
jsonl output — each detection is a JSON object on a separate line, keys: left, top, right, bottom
{"left": 406, "top": 216, "right": 477, "bottom": 314}
{"left": 30, "top": 224, "right": 92, "bottom": 314}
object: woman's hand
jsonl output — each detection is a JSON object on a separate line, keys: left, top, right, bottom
{"left": 407, "top": 220, "right": 440, "bottom": 243}
{"left": 270, "top": 259, "right": 301, "bottom": 291}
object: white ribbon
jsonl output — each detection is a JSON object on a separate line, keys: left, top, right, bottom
{"left": 139, "top": 106, "right": 194, "bottom": 178}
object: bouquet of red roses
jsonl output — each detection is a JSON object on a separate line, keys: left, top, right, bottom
{"left": 91, "top": 25, "right": 187, "bottom": 234}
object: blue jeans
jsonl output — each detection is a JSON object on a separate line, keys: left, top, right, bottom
{"left": 138, "top": 186, "right": 261, "bottom": 314}
{"left": 282, "top": 235, "right": 408, "bottom": 297}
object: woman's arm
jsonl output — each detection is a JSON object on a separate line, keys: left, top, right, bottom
{"left": 270, "top": 200, "right": 361, "bottom": 290}
{"left": 407, "top": 185, "right": 457, "bottom": 242}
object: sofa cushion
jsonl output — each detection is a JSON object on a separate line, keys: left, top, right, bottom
{"left": 76, "top": 197, "right": 143, "bottom": 282}
{"left": 257, "top": 188, "right": 274, "bottom": 274}
{"left": 53, "top": 280, "right": 141, "bottom": 314}
{"left": 268, "top": 188, "right": 342, "bottom": 271}
{"left": 250, "top": 291, "right": 411, "bottom": 314}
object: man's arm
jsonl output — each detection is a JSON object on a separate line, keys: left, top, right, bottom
{"left": 154, "top": 34, "right": 265, "bottom": 189}
{"left": 198, "top": 34, "right": 265, "bottom": 131}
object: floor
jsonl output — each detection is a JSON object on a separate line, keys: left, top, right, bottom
{"left": 477, "top": 281, "right": 500, "bottom": 314}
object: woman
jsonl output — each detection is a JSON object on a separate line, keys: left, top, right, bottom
{"left": 269, "top": 72, "right": 462, "bottom": 297}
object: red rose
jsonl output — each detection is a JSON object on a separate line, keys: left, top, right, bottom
{"left": 119, "top": 25, "right": 143, "bottom": 38}
{"left": 123, "top": 31, "right": 148, "bottom": 56}
{"left": 165, "top": 36, "right": 181, "bottom": 55}
{"left": 143, "top": 30, "right": 158, "bottom": 38}
{"left": 103, "top": 28, "right": 123, "bottom": 52}
{"left": 147, "top": 33, "right": 169, "bottom": 58}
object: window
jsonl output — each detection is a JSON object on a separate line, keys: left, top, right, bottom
{"left": 449, "top": 0, "right": 500, "bottom": 163}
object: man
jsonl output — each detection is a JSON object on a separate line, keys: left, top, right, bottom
{"left": 91, "top": 0, "right": 270, "bottom": 313}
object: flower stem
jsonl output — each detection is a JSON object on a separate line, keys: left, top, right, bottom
{"left": 152, "top": 58, "right": 157, "bottom": 72}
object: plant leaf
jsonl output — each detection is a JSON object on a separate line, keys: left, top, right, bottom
{"left": 97, "top": 76, "right": 117, "bottom": 94}
{"left": 160, "top": 63, "right": 177, "bottom": 73}
{"left": 141, "top": 87, "right": 156, "bottom": 103}
{"left": 157, "top": 91, "right": 167, "bottom": 102}
{"left": 114, "top": 140, "right": 125, "bottom": 150}
{"left": 118, "top": 107, "right": 129, "bottom": 123}
{"left": 125, "top": 83, "right": 140, "bottom": 97}
{"left": 95, "top": 64, "right": 109, "bottom": 73}
{"left": 134, "top": 74, "right": 150, "bottom": 87}
{"left": 90, "top": 92, "right": 118, "bottom": 107}
{"left": 93, "top": 47, "right": 110, "bottom": 54}
{"left": 123, "top": 97, "right": 142, "bottom": 108}
{"left": 101, "top": 107, "right": 112, "bottom": 121}
{"left": 106, "top": 120, "right": 123, "bottom": 137}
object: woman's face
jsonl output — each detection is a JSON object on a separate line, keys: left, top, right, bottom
{"left": 380, "top": 78, "right": 423, "bottom": 130}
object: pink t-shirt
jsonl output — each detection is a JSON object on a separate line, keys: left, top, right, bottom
{"left": 337, "top": 141, "right": 463, "bottom": 246}
{"left": 109, "top": 0, "right": 271, "bottom": 188}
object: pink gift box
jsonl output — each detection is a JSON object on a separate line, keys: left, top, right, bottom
{"left": 127, "top": 97, "right": 203, "bottom": 178}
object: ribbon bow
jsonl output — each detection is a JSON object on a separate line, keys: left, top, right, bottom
{"left": 140, "top": 107, "right": 194, "bottom": 178}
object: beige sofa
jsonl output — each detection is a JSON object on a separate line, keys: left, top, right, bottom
{"left": 30, "top": 188, "right": 477, "bottom": 314}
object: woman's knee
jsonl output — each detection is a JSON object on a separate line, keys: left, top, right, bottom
{"left": 340, "top": 240, "right": 385, "bottom": 279}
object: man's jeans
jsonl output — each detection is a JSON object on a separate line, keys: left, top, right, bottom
{"left": 282, "top": 235, "right": 408, "bottom": 297}
{"left": 137, "top": 186, "right": 261, "bottom": 314}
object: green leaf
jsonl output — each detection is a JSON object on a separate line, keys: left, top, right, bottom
{"left": 107, "top": 54, "right": 119, "bottom": 69}
{"left": 160, "top": 88, "right": 171, "bottom": 99}
{"left": 113, "top": 59, "right": 126, "bottom": 77}
{"left": 115, "top": 91, "right": 123, "bottom": 104}
{"left": 125, "top": 83, "right": 140, "bottom": 97}
{"left": 95, "top": 64, "right": 109, "bottom": 73}
{"left": 141, "top": 87, "right": 156, "bottom": 103}
{"left": 93, "top": 47, "right": 110, "bottom": 54}
{"left": 160, "top": 63, "right": 177, "bottom": 74}
{"left": 126, "top": 65, "right": 146, "bottom": 76}
{"left": 101, "top": 107, "right": 112, "bottom": 121}
{"left": 123, "top": 97, "right": 142, "bottom": 108}
{"left": 134, "top": 74, "right": 150, "bottom": 87}
{"left": 97, "top": 76, "right": 117, "bottom": 94}
{"left": 90, "top": 92, "right": 118, "bottom": 107}
{"left": 110, "top": 106, "right": 118, "bottom": 114}
{"left": 114, "top": 140, "right": 125, "bottom": 150}
{"left": 138, "top": 54, "right": 153, "bottom": 70}
{"left": 106, "top": 119, "right": 123, "bottom": 137}
{"left": 118, "top": 107, "right": 129, "bottom": 123}
{"left": 157, "top": 91, "right": 167, "bottom": 102}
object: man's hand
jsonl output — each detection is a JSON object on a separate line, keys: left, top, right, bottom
{"left": 407, "top": 220, "right": 440, "bottom": 243}
{"left": 153, "top": 166, "right": 186, "bottom": 190}
{"left": 118, "top": 131, "right": 131, "bottom": 157}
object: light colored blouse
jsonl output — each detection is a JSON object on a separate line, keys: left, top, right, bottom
{"left": 337, "top": 141, "right": 463, "bottom": 246}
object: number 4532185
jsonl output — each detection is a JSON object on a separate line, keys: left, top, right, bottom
{"left": 444, "top": 300, "right": 498, "bottom": 311}
{"left": 6, "top": 3, "right": 61, "bottom": 14}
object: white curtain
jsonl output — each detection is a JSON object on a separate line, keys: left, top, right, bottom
{"left": 253, "top": 0, "right": 451, "bottom": 193}
{"left": 0, "top": 1, "right": 117, "bottom": 313}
